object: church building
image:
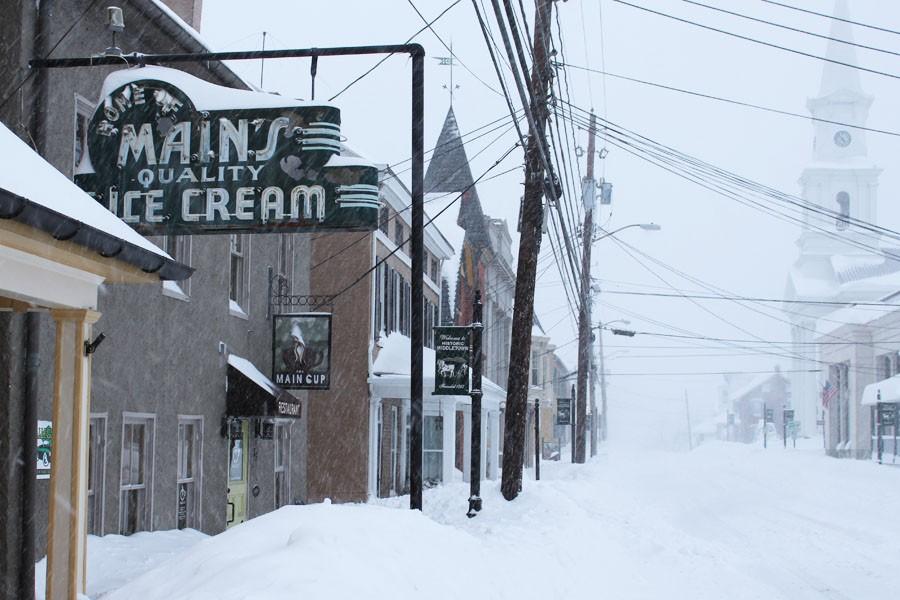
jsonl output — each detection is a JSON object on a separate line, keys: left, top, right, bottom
{"left": 784, "top": 0, "right": 900, "bottom": 447}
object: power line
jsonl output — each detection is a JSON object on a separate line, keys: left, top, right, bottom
{"left": 403, "top": 0, "right": 504, "bottom": 97}
{"left": 312, "top": 143, "right": 520, "bottom": 311}
{"left": 559, "top": 105, "right": 900, "bottom": 256}
{"left": 612, "top": 0, "right": 900, "bottom": 82}
{"left": 600, "top": 289, "right": 900, "bottom": 308}
{"left": 760, "top": 0, "right": 900, "bottom": 38}
{"left": 603, "top": 369, "right": 820, "bottom": 377}
{"left": 683, "top": 0, "right": 900, "bottom": 59}
{"left": 329, "top": 0, "right": 462, "bottom": 101}
{"left": 554, "top": 61, "right": 900, "bottom": 138}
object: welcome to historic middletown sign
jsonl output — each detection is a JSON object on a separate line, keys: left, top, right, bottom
{"left": 75, "top": 66, "right": 380, "bottom": 235}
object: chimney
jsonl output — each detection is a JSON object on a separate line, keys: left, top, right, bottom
{"left": 163, "top": 0, "right": 204, "bottom": 30}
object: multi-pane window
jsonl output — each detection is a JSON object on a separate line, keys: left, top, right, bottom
{"left": 229, "top": 234, "right": 249, "bottom": 312}
{"left": 379, "top": 206, "right": 390, "bottom": 235}
{"left": 431, "top": 258, "right": 440, "bottom": 283}
{"left": 531, "top": 350, "right": 540, "bottom": 386}
{"left": 176, "top": 418, "right": 202, "bottom": 530}
{"left": 394, "top": 222, "right": 405, "bottom": 251}
{"left": 88, "top": 416, "right": 106, "bottom": 536}
{"left": 120, "top": 415, "right": 154, "bottom": 535}
{"left": 423, "top": 415, "right": 443, "bottom": 486}
{"left": 274, "top": 423, "right": 290, "bottom": 509}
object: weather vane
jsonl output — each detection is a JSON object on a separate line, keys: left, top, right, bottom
{"left": 434, "top": 40, "right": 460, "bottom": 106}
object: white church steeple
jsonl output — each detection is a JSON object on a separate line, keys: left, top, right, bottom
{"left": 798, "top": 0, "right": 880, "bottom": 255}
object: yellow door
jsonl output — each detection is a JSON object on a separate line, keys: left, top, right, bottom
{"left": 226, "top": 421, "right": 249, "bottom": 528}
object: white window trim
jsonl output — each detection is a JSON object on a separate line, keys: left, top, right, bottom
{"left": 89, "top": 412, "right": 108, "bottom": 536}
{"left": 176, "top": 415, "right": 204, "bottom": 530}
{"left": 119, "top": 412, "right": 156, "bottom": 534}
{"left": 73, "top": 93, "right": 94, "bottom": 174}
{"left": 228, "top": 235, "right": 252, "bottom": 318}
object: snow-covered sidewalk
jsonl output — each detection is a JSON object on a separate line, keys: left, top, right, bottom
{"left": 65, "top": 442, "right": 900, "bottom": 599}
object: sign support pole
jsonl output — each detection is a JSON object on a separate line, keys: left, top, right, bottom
{"left": 467, "top": 291, "right": 484, "bottom": 517}
{"left": 764, "top": 403, "right": 768, "bottom": 449}
{"left": 570, "top": 384, "right": 577, "bottom": 463}
{"left": 29, "top": 44, "right": 428, "bottom": 512}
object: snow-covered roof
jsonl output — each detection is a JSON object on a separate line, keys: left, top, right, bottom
{"left": 862, "top": 374, "right": 900, "bottom": 405}
{"left": 0, "top": 121, "right": 166, "bottom": 259}
{"left": 99, "top": 66, "right": 333, "bottom": 112}
{"left": 370, "top": 332, "right": 505, "bottom": 405}
{"left": 228, "top": 354, "right": 279, "bottom": 397}
{"left": 372, "top": 331, "right": 438, "bottom": 376}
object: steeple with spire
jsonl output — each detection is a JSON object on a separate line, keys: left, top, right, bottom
{"left": 798, "top": 0, "right": 880, "bottom": 254}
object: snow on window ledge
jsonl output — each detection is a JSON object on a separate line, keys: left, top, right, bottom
{"left": 229, "top": 299, "right": 249, "bottom": 320}
{"left": 162, "top": 280, "right": 190, "bottom": 302}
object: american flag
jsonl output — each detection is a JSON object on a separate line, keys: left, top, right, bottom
{"left": 821, "top": 380, "right": 838, "bottom": 409}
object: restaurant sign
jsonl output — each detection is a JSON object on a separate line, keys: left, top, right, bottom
{"left": 434, "top": 326, "right": 471, "bottom": 395}
{"left": 273, "top": 313, "right": 332, "bottom": 390}
{"left": 75, "top": 68, "right": 380, "bottom": 235}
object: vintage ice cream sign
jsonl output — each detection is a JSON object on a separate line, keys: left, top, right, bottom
{"left": 75, "top": 66, "right": 379, "bottom": 234}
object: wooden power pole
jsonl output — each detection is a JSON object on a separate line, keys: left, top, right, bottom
{"left": 500, "top": 0, "right": 555, "bottom": 501}
{"left": 574, "top": 111, "right": 597, "bottom": 463}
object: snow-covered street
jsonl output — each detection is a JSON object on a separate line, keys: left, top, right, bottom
{"left": 74, "top": 442, "right": 899, "bottom": 600}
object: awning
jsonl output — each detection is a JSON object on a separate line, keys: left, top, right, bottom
{"left": 862, "top": 375, "right": 900, "bottom": 406}
{"left": 227, "top": 354, "right": 300, "bottom": 419}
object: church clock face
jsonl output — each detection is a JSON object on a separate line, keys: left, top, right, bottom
{"left": 834, "top": 130, "right": 852, "bottom": 148}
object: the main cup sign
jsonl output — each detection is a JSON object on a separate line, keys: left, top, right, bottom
{"left": 75, "top": 69, "right": 380, "bottom": 234}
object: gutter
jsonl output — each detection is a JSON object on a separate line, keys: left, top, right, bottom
{"left": 0, "top": 187, "right": 193, "bottom": 281}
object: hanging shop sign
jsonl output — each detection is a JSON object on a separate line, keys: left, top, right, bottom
{"left": 765, "top": 408, "right": 775, "bottom": 423}
{"left": 36, "top": 420, "right": 52, "bottom": 480}
{"left": 273, "top": 313, "right": 332, "bottom": 389}
{"left": 880, "top": 404, "right": 897, "bottom": 427}
{"left": 75, "top": 68, "right": 380, "bottom": 235}
{"left": 783, "top": 409, "right": 795, "bottom": 422}
{"left": 434, "top": 326, "right": 471, "bottom": 395}
{"left": 556, "top": 398, "right": 572, "bottom": 426}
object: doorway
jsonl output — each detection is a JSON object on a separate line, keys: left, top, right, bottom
{"left": 226, "top": 420, "right": 249, "bottom": 528}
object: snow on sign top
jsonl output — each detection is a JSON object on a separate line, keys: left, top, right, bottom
{"left": 0, "top": 120, "right": 166, "bottom": 258}
{"left": 99, "top": 66, "right": 335, "bottom": 112}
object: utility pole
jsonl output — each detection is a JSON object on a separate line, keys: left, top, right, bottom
{"left": 575, "top": 111, "right": 597, "bottom": 464}
{"left": 499, "top": 0, "right": 555, "bottom": 501}
{"left": 684, "top": 389, "right": 693, "bottom": 451}
{"left": 534, "top": 400, "right": 541, "bottom": 480}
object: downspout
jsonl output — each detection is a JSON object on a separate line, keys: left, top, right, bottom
{"left": 21, "top": 1, "right": 52, "bottom": 596}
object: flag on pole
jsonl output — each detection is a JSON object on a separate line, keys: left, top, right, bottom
{"left": 821, "top": 380, "right": 837, "bottom": 409}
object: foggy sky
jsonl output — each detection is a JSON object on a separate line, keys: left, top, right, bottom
{"left": 201, "top": 0, "right": 900, "bottom": 445}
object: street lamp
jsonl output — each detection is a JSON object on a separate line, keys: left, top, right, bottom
{"left": 592, "top": 223, "right": 661, "bottom": 244}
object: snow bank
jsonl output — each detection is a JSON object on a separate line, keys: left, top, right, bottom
{"left": 104, "top": 503, "right": 501, "bottom": 600}
{"left": 58, "top": 442, "right": 900, "bottom": 600}
{"left": 35, "top": 529, "right": 206, "bottom": 600}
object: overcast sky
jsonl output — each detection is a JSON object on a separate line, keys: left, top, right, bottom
{"left": 202, "top": 0, "right": 900, "bottom": 446}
